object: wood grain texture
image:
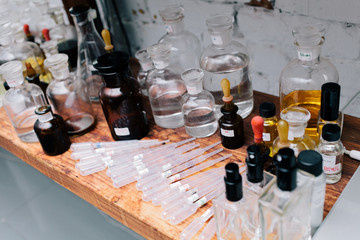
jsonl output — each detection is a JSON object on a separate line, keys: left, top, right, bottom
{"left": 0, "top": 91, "right": 359, "bottom": 239}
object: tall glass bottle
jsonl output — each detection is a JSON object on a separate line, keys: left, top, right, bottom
{"left": 259, "top": 102, "right": 278, "bottom": 157}
{"left": 0, "top": 61, "right": 45, "bottom": 142}
{"left": 279, "top": 23, "right": 339, "bottom": 139}
{"left": 146, "top": 43, "right": 186, "bottom": 129}
{"left": 94, "top": 51, "right": 149, "bottom": 140}
{"left": 135, "top": 49, "right": 154, "bottom": 96}
{"left": 44, "top": 54, "right": 95, "bottom": 135}
{"left": 158, "top": 4, "right": 201, "bottom": 71}
{"left": 200, "top": 14, "right": 253, "bottom": 119}
{"left": 69, "top": 5, "right": 106, "bottom": 102}
{"left": 181, "top": 68, "right": 218, "bottom": 138}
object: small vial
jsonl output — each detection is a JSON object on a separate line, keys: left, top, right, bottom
{"left": 34, "top": 105, "right": 71, "bottom": 156}
{"left": 259, "top": 102, "right": 278, "bottom": 157}
{"left": 317, "top": 124, "right": 344, "bottom": 184}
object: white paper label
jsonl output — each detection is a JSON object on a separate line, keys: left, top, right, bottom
{"left": 221, "top": 128, "right": 235, "bottom": 137}
{"left": 263, "top": 132, "right": 271, "bottom": 142}
{"left": 298, "top": 51, "right": 313, "bottom": 61}
{"left": 114, "top": 127, "right": 130, "bottom": 136}
{"left": 211, "top": 35, "right": 223, "bottom": 45}
{"left": 322, "top": 154, "right": 341, "bottom": 174}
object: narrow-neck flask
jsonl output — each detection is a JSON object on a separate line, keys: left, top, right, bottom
{"left": 200, "top": 14, "right": 253, "bottom": 119}
{"left": 279, "top": 23, "right": 339, "bottom": 140}
{"left": 146, "top": 43, "right": 186, "bottom": 129}
{"left": 44, "top": 54, "right": 95, "bottom": 135}
{"left": 158, "top": 4, "right": 201, "bottom": 71}
{"left": 260, "top": 102, "right": 278, "bottom": 157}
{"left": 135, "top": 49, "right": 154, "bottom": 96}
{"left": 94, "top": 51, "right": 149, "bottom": 140}
{"left": 181, "top": 68, "right": 218, "bottom": 138}
{"left": 0, "top": 61, "right": 45, "bottom": 142}
{"left": 70, "top": 5, "right": 106, "bottom": 102}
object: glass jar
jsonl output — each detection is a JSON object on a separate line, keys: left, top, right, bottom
{"left": 135, "top": 49, "right": 154, "bottom": 96}
{"left": 181, "top": 68, "right": 217, "bottom": 138}
{"left": 279, "top": 23, "right": 339, "bottom": 140}
{"left": 200, "top": 14, "right": 253, "bottom": 119}
{"left": 44, "top": 53, "right": 96, "bottom": 135}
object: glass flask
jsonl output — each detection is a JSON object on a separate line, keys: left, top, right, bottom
{"left": 146, "top": 43, "right": 186, "bottom": 129}
{"left": 44, "top": 54, "right": 96, "bottom": 135}
{"left": 200, "top": 14, "right": 253, "bottom": 119}
{"left": 181, "top": 68, "right": 218, "bottom": 138}
{"left": 158, "top": 4, "right": 201, "bottom": 71}
{"left": 279, "top": 106, "right": 316, "bottom": 156}
{"left": 34, "top": 105, "right": 71, "bottom": 156}
{"left": 94, "top": 51, "right": 149, "bottom": 140}
{"left": 259, "top": 102, "right": 278, "bottom": 157}
{"left": 0, "top": 61, "right": 45, "bottom": 142}
{"left": 69, "top": 5, "right": 106, "bottom": 102}
{"left": 134, "top": 49, "right": 154, "bottom": 96}
{"left": 317, "top": 124, "right": 344, "bottom": 184}
{"left": 279, "top": 23, "right": 339, "bottom": 140}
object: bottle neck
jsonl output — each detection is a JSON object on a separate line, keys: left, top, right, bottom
{"left": 210, "top": 29, "right": 232, "bottom": 46}
{"left": 164, "top": 19, "right": 185, "bottom": 35}
{"left": 50, "top": 66, "right": 70, "bottom": 80}
{"left": 221, "top": 101, "right": 238, "bottom": 115}
{"left": 74, "top": 18, "right": 97, "bottom": 36}
{"left": 295, "top": 45, "right": 322, "bottom": 64}
{"left": 153, "top": 59, "right": 170, "bottom": 70}
{"left": 26, "top": 74, "right": 41, "bottom": 85}
{"left": 103, "top": 70, "right": 130, "bottom": 88}
{"left": 287, "top": 123, "right": 306, "bottom": 141}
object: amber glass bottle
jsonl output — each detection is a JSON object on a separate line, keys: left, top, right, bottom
{"left": 218, "top": 78, "right": 244, "bottom": 149}
{"left": 34, "top": 105, "right": 71, "bottom": 156}
{"left": 94, "top": 51, "right": 149, "bottom": 140}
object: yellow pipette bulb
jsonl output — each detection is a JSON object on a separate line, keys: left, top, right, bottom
{"left": 101, "top": 29, "right": 114, "bottom": 53}
{"left": 277, "top": 119, "right": 289, "bottom": 145}
{"left": 221, "top": 78, "right": 233, "bottom": 102}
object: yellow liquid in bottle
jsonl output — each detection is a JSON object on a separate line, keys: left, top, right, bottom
{"left": 280, "top": 90, "right": 321, "bottom": 140}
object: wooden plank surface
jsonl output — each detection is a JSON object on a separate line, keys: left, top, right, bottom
{"left": 0, "top": 90, "right": 359, "bottom": 239}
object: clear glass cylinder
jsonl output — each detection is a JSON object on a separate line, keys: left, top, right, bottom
{"left": 44, "top": 54, "right": 95, "bottom": 135}
{"left": 279, "top": 23, "right": 339, "bottom": 140}
{"left": 181, "top": 68, "right": 218, "bottom": 138}
{"left": 135, "top": 49, "right": 154, "bottom": 96}
{"left": 200, "top": 14, "right": 253, "bottom": 119}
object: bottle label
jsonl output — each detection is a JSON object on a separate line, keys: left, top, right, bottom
{"left": 297, "top": 51, "right": 313, "bottom": 61}
{"left": 221, "top": 128, "right": 235, "bottom": 137}
{"left": 165, "top": 24, "right": 174, "bottom": 34}
{"left": 114, "top": 127, "right": 130, "bottom": 136}
{"left": 263, "top": 132, "right": 271, "bottom": 142}
{"left": 322, "top": 154, "right": 342, "bottom": 174}
{"left": 211, "top": 35, "right": 223, "bottom": 45}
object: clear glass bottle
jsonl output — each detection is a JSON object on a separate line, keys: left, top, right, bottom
{"left": 135, "top": 49, "right": 154, "bottom": 96}
{"left": 260, "top": 102, "right": 278, "bottom": 157}
{"left": 259, "top": 148, "right": 312, "bottom": 240}
{"left": 34, "top": 105, "right": 71, "bottom": 156}
{"left": 213, "top": 162, "right": 244, "bottom": 240}
{"left": 94, "top": 51, "right": 149, "bottom": 140}
{"left": 297, "top": 150, "right": 326, "bottom": 236}
{"left": 317, "top": 82, "right": 343, "bottom": 144}
{"left": 158, "top": 4, "right": 201, "bottom": 71}
{"left": 181, "top": 68, "right": 218, "bottom": 138}
{"left": 317, "top": 124, "right": 344, "bottom": 184}
{"left": 280, "top": 106, "right": 316, "bottom": 156}
{"left": 44, "top": 53, "right": 96, "bottom": 135}
{"left": 69, "top": 5, "right": 106, "bottom": 102}
{"left": 200, "top": 14, "right": 253, "bottom": 119}
{"left": 0, "top": 61, "right": 45, "bottom": 142}
{"left": 279, "top": 23, "right": 339, "bottom": 140}
{"left": 146, "top": 43, "right": 186, "bottom": 129}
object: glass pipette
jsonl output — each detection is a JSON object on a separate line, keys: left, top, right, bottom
{"left": 180, "top": 207, "right": 214, "bottom": 240}
{"left": 198, "top": 217, "right": 216, "bottom": 240}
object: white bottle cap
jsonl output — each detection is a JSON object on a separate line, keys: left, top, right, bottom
{"left": 0, "top": 61, "right": 24, "bottom": 87}
{"left": 181, "top": 68, "right": 204, "bottom": 95}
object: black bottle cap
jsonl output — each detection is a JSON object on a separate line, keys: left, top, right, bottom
{"left": 259, "top": 102, "right": 276, "bottom": 118}
{"left": 322, "top": 124, "right": 340, "bottom": 141}
{"left": 69, "top": 5, "right": 90, "bottom": 16}
{"left": 276, "top": 148, "right": 297, "bottom": 191}
{"left": 246, "top": 144, "right": 264, "bottom": 183}
{"left": 95, "top": 51, "right": 129, "bottom": 75}
{"left": 297, "top": 150, "right": 323, "bottom": 177}
{"left": 3, "top": 81, "right": 9, "bottom": 90}
{"left": 224, "top": 163, "right": 243, "bottom": 202}
{"left": 220, "top": 104, "right": 238, "bottom": 115}
{"left": 320, "top": 82, "right": 340, "bottom": 121}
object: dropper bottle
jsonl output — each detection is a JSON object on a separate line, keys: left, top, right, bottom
{"left": 272, "top": 119, "right": 290, "bottom": 155}
{"left": 101, "top": 29, "right": 114, "bottom": 53}
{"left": 251, "top": 116, "right": 272, "bottom": 172}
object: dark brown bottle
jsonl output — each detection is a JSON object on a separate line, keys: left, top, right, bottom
{"left": 34, "top": 105, "right": 71, "bottom": 156}
{"left": 94, "top": 51, "right": 149, "bottom": 140}
{"left": 218, "top": 78, "right": 244, "bottom": 149}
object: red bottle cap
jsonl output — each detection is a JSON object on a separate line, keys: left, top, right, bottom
{"left": 42, "top": 28, "right": 51, "bottom": 41}
{"left": 251, "top": 116, "right": 264, "bottom": 143}
{"left": 23, "top": 24, "right": 30, "bottom": 35}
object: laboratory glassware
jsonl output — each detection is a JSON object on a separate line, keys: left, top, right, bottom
{"left": 134, "top": 49, "right": 154, "bottom": 96}
{"left": 259, "top": 102, "right": 278, "bottom": 156}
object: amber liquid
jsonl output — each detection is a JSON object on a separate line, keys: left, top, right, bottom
{"left": 280, "top": 90, "right": 321, "bottom": 140}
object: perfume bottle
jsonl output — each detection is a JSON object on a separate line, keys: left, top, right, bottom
{"left": 34, "top": 105, "right": 71, "bottom": 156}
{"left": 94, "top": 51, "right": 149, "bottom": 140}
{"left": 317, "top": 124, "right": 344, "bottom": 184}
{"left": 44, "top": 54, "right": 96, "bottom": 135}
{"left": 134, "top": 49, "right": 154, "bottom": 96}
{"left": 200, "top": 14, "right": 253, "bottom": 119}
{"left": 280, "top": 23, "right": 339, "bottom": 139}
{"left": 213, "top": 162, "right": 244, "bottom": 240}
{"left": 218, "top": 78, "right": 244, "bottom": 149}
{"left": 260, "top": 102, "right": 278, "bottom": 157}
{"left": 259, "top": 148, "right": 312, "bottom": 240}
{"left": 272, "top": 119, "right": 291, "bottom": 156}
{"left": 181, "top": 68, "right": 218, "bottom": 138}
{"left": 297, "top": 150, "right": 326, "bottom": 236}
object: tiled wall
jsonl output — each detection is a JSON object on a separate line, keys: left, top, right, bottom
{"left": 118, "top": 0, "right": 360, "bottom": 116}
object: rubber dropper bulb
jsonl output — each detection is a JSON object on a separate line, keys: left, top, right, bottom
{"left": 42, "top": 28, "right": 50, "bottom": 41}
{"left": 277, "top": 119, "right": 289, "bottom": 145}
{"left": 23, "top": 24, "right": 30, "bottom": 36}
{"left": 251, "top": 116, "right": 264, "bottom": 144}
{"left": 101, "top": 29, "right": 114, "bottom": 53}
{"left": 221, "top": 78, "right": 233, "bottom": 102}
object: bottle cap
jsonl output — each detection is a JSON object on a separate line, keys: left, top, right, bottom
{"left": 135, "top": 49, "right": 153, "bottom": 71}
{"left": 159, "top": 4, "right": 184, "bottom": 23}
{"left": 44, "top": 54, "right": 70, "bottom": 79}
{"left": 23, "top": 24, "right": 30, "bottom": 35}
{"left": 42, "top": 28, "right": 50, "bottom": 41}
{"left": 251, "top": 116, "right": 264, "bottom": 143}
{"left": 224, "top": 162, "right": 243, "bottom": 202}
{"left": 35, "top": 105, "right": 54, "bottom": 123}
{"left": 95, "top": 51, "right": 129, "bottom": 75}
{"left": 147, "top": 43, "right": 171, "bottom": 69}
{"left": 260, "top": 102, "right": 276, "bottom": 118}
{"left": 276, "top": 148, "right": 297, "bottom": 191}
{"left": 322, "top": 124, "right": 341, "bottom": 141}
{"left": 292, "top": 23, "right": 326, "bottom": 47}
{"left": 69, "top": 5, "right": 91, "bottom": 23}
{"left": 280, "top": 106, "right": 310, "bottom": 139}
{"left": 101, "top": 29, "right": 114, "bottom": 52}
{"left": 206, "top": 14, "right": 233, "bottom": 33}
{"left": 221, "top": 78, "right": 233, "bottom": 102}
{"left": 0, "top": 61, "right": 24, "bottom": 87}
{"left": 0, "top": 26, "right": 14, "bottom": 46}
{"left": 181, "top": 68, "right": 204, "bottom": 95}
{"left": 277, "top": 119, "right": 289, "bottom": 144}
{"left": 320, "top": 82, "right": 340, "bottom": 121}
{"left": 297, "top": 150, "right": 323, "bottom": 177}
{"left": 246, "top": 144, "right": 264, "bottom": 183}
